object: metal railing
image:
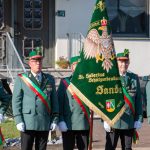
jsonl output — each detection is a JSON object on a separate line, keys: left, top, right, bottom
{"left": 5, "top": 32, "right": 26, "bottom": 81}
{"left": 66, "top": 32, "right": 85, "bottom": 59}
{"left": 0, "top": 65, "right": 15, "bottom": 83}
{"left": 6, "top": 32, "right": 26, "bottom": 72}
{"left": 0, "top": 32, "right": 27, "bottom": 84}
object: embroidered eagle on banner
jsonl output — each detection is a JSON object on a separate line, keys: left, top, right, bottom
{"left": 84, "top": 17, "right": 115, "bottom": 73}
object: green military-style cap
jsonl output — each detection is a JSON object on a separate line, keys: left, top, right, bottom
{"left": 70, "top": 56, "right": 80, "bottom": 64}
{"left": 117, "top": 49, "right": 129, "bottom": 60}
{"left": 29, "top": 47, "right": 43, "bottom": 60}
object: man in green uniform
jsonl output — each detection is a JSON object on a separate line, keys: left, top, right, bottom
{"left": 12, "top": 48, "right": 59, "bottom": 150}
{"left": 104, "top": 49, "right": 143, "bottom": 150}
{"left": 57, "top": 56, "right": 90, "bottom": 150}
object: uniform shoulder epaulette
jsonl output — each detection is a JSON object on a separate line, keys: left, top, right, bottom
{"left": 127, "top": 70, "right": 132, "bottom": 74}
{"left": 127, "top": 70, "right": 137, "bottom": 78}
{"left": 127, "top": 70, "right": 136, "bottom": 75}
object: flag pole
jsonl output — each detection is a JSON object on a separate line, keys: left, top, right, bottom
{"left": 88, "top": 110, "right": 94, "bottom": 150}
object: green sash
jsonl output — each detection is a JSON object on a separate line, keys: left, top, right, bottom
{"left": 121, "top": 76, "right": 139, "bottom": 144}
{"left": 18, "top": 73, "right": 51, "bottom": 113}
{"left": 123, "top": 87, "right": 135, "bottom": 114}
{"left": 62, "top": 78, "right": 90, "bottom": 124}
{"left": 121, "top": 77, "right": 135, "bottom": 114}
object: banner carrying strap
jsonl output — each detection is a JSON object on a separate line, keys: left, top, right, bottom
{"left": 62, "top": 79, "right": 90, "bottom": 125}
{"left": 18, "top": 73, "right": 51, "bottom": 113}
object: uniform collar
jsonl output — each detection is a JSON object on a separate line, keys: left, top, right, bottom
{"left": 31, "top": 71, "right": 42, "bottom": 78}
{"left": 120, "top": 72, "right": 127, "bottom": 77}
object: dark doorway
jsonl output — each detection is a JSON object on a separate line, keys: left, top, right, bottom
{"left": 14, "top": 0, "right": 55, "bottom": 68}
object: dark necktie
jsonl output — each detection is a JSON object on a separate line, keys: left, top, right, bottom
{"left": 36, "top": 75, "right": 41, "bottom": 84}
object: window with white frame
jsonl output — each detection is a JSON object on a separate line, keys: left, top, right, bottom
{"left": 23, "top": 38, "right": 43, "bottom": 58}
{"left": 105, "top": 0, "right": 148, "bottom": 37}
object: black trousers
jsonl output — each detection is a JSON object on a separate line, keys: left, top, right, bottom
{"left": 62, "top": 130, "right": 89, "bottom": 150}
{"left": 21, "top": 130, "right": 49, "bottom": 150}
{"left": 105, "top": 129, "right": 134, "bottom": 150}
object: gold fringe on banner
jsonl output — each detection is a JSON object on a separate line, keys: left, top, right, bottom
{"left": 70, "top": 83, "right": 126, "bottom": 126}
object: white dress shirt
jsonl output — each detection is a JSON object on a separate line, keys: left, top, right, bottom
{"left": 31, "top": 71, "right": 42, "bottom": 83}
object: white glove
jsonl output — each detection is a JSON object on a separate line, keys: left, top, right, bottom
{"left": 58, "top": 121, "right": 68, "bottom": 132}
{"left": 16, "top": 122, "right": 25, "bottom": 132}
{"left": 134, "top": 121, "right": 142, "bottom": 130}
{"left": 50, "top": 123, "right": 57, "bottom": 131}
{"left": 104, "top": 121, "right": 111, "bottom": 132}
{"left": 0, "top": 114, "right": 4, "bottom": 123}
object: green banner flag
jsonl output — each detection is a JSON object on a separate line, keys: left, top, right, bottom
{"left": 70, "top": 0, "right": 126, "bottom": 126}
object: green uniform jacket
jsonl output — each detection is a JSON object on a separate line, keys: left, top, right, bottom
{"left": 12, "top": 72, "right": 59, "bottom": 131}
{"left": 0, "top": 81, "right": 11, "bottom": 115}
{"left": 57, "top": 77, "right": 90, "bottom": 130}
{"left": 113, "top": 71, "right": 143, "bottom": 129}
{"left": 145, "top": 78, "right": 150, "bottom": 123}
